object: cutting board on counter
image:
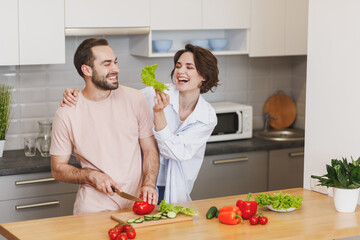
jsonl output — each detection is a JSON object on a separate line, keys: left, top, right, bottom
{"left": 263, "top": 93, "right": 297, "bottom": 129}
{"left": 111, "top": 210, "right": 193, "bottom": 229}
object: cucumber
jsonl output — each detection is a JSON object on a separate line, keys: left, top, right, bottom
{"left": 206, "top": 206, "right": 218, "bottom": 219}
{"left": 144, "top": 215, "right": 153, "bottom": 221}
{"left": 134, "top": 218, "right": 144, "bottom": 223}
{"left": 161, "top": 216, "right": 167, "bottom": 219}
{"left": 167, "top": 211, "right": 177, "bottom": 219}
{"left": 127, "top": 218, "right": 136, "bottom": 223}
{"left": 161, "top": 212, "right": 168, "bottom": 216}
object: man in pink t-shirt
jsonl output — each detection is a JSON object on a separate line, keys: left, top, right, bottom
{"left": 50, "top": 38, "right": 159, "bottom": 214}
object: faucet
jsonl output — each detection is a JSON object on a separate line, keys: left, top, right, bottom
{"left": 263, "top": 112, "right": 278, "bottom": 132}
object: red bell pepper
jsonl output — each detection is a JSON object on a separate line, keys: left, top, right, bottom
{"left": 132, "top": 200, "right": 155, "bottom": 215}
{"left": 236, "top": 192, "right": 258, "bottom": 220}
{"left": 218, "top": 206, "right": 243, "bottom": 225}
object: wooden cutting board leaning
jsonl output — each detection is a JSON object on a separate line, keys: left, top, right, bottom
{"left": 111, "top": 209, "right": 193, "bottom": 229}
{"left": 263, "top": 93, "right": 297, "bottom": 129}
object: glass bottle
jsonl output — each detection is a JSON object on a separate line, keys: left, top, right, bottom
{"left": 36, "top": 120, "right": 52, "bottom": 157}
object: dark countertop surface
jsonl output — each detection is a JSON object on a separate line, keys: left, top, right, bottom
{"left": 0, "top": 135, "right": 304, "bottom": 177}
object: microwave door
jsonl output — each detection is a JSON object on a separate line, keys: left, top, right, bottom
{"left": 236, "top": 110, "right": 243, "bottom": 134}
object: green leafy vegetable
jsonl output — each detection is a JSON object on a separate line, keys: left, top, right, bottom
{"left": 141, "top": 64, "right": 169, "bottom": 93}
{"left": 159, "top": 200, "right": 199, "bottom": 216}
{"left": 255, "top": 192, "right": 303, "bottom": 210}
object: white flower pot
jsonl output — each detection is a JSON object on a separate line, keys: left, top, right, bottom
{"left": 333, "top": 187, "right": 360, "bottom": 212}
{"left": 0, "top": 140, "right": 5, "bottom": 157}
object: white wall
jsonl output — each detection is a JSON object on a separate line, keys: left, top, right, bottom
{"left": 304, "top": 0, "right": 360, "bottom": 195}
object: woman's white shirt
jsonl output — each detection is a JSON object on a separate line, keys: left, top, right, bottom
{"left": 141, "top": 85, "right": 217, "bottom": 204}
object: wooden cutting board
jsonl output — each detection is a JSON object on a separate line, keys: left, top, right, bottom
{"left": 111, "top": 209, "right": 193, "bottom": 229}
{"left": 263, "top": 93, "right": 297, "bottom": 129}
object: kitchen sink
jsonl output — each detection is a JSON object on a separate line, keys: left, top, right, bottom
{"left": 254, "top": 129, "right": 305, "bottom": 141}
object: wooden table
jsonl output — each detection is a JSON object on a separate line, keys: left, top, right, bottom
{"left": 1, "top": 188, "right": 360, "bottom": 240}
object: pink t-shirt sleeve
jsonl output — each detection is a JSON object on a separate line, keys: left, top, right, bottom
{"left": 50, "top": 109, "right": 73, "bottom": 156}
{"left": 136, "top": 92, "right": 154, "bottom": 139}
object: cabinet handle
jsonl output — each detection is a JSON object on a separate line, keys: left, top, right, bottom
{"left": 15, "top": 177, "right": 56, "bottom": 185}
{"left": 289, "top": 152, "right": 304, "bottom": 157}
{"left": 213, "top": 157, "right": 248, "bottom": 165}
{"left": 15, "top": 200, "right": 60, "bottom": 210}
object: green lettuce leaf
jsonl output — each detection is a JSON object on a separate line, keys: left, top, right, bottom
{"left": 255, "top": 192, "right": 303, "bottom": 209}
{"left": 159, "top": 200, "right": 199, "bottom": 216}
{"left": 141, "top": 64, "right": 169, "bottom": 93}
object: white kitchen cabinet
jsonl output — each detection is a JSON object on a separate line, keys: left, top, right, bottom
{"left": 19, "top": 0, "right": 65, "bottom": 65}
{"left": 202, "top": 0, "right": 250, "bottom": 29}
{"left": 0, "top": 172, "right": 78, "bottom": 224}
{"left": 0, "top": 0, "right": 18, "bottom": 66}
{"left": 131, "top": 0, "right": 250, "bottom": 57}
{"left": 268, "top": 147, "right": 304, "bottom": 191}
{"left": 150, "top": 0, "right": 202, "bottom": 30}
{"left": 65, "top": 0, "right": 150, "bottom": 28}
{"left": 249, "top": 0, "right": 308, "bottom": 57}
{"left": 0, "top": 0, "right": 65, "bottom": 66}
{"left": 191, "top": 151, "right": 268, "bottom": 200}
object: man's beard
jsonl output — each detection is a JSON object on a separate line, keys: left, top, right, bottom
{"left": 91, "top": 69, "right": 119, "bottom": 90}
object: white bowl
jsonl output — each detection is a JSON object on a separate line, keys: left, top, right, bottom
{"left": 267, "top": 205, "right": 296, "bottom": 212}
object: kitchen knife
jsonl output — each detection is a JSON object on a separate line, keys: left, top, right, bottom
{"left": 111, "top": 186, "right": 144, "bottom": 202}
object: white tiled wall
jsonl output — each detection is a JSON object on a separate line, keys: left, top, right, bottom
{"left": 0, "top": 36, "right": 307, "bottom": 150}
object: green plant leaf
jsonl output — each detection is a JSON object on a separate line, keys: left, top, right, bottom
{"left": 334, "top": 164, "right": 349, "bottom": 188}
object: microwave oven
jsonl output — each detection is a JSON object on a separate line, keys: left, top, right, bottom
{"left": 208, "top": 102, "right": 253, "bottom": 142}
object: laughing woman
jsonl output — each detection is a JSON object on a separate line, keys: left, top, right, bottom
{"left": 61, "top": 44, "right": 219, "bottom": 204}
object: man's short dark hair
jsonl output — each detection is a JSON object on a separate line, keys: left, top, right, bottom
{"left": 74, "top": 38, "right": 109, "bottom": 78}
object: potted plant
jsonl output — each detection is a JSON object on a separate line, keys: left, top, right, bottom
{"left": 311, "top": 157, "right": 360, "bottom": 212}
{"left": 0, "top": 84, "right": 13, "bottom": 157}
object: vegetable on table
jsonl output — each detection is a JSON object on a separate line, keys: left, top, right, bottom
{"left": 141, "top": 64, "right": 169, "bottom": 93}
{"left": 258, "top": 215, "right": 268, "bottom": 225}
{"left": 218, "top": 206, "right": 243, "bottom": 225}
{"left": 159, "top": 200, "right": 199, "bottom": 216}
{"left": 236, "top": 192, "right": 258, "bottom": 220}
{"left": 249, "top": 216, "right": 258, "bottom": 225}
{"left": 108, "top": 223, "right": 136, "bottom": 240}
{"left": 132, "top": 200, "right": 155, "bottom": 215}
{"left": 206, "top": 206, "right": 218, "bottom": 219}
{"left": 255, "top": 192, "right": 303, "bottom": 210}
{"left": 218, "top": 211, "right": 243, "bottom": 225}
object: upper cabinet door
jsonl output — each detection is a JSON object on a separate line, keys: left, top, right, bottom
{"left": 65, "top": 0, "right": 150, "bottom": 28}
{"left": 285, "top": 0, "right": 308, "bottom": 55}
{"left": 0, "top": 0, "right": 19, "bottom": 66}
{"left": 250, "top": 0, "right": 286, "bottom": 57}
{"left": 151, "top": 0, "right": 202, "bottom": 30}
{"left": 202, "top": 0, "right": 250, "bottom": 29}
{"left": 19, "top": 0, "right": 65, "bottom": 65}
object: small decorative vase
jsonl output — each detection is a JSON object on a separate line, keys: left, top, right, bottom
{"left": 333, "top": 187, "right": 360, "bottom": 212}
{"left": 0, "top": 140, "right": 5, "bottom": 157}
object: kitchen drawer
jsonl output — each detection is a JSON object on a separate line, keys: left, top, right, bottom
{"left": 191, "top": 151, "right": 268, "bottom": 200}
{"left": 0, "top": 192, "right": 76, "bottom": 224}
{"left": 0, "top": 172, "right": 78, "bottom": 201}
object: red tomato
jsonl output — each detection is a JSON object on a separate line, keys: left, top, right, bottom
{"left": 125, "top": 227, "right": 136, "bottom": 239}
{"left": 108, "top": 228, "right": 120, "bottom": 240}
{"left": 116, "top": 233, "right": 128, "bottom": 240}
{"left": 249, "top": 216, "right": 258, "bottom": 225}
{"left": 114, "top": 223, "right": 124, "bottom": 233}
{"left": 123, "top": 224, "right": 133, "bottom": 232}
{"left": 258, "top": 216, "right": 268, "bottom": 225}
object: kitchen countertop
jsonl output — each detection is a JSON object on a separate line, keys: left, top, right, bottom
{"left": 1, "top": 188, "right": 359, "bottom": 240}
{"left": 0, "top": 135, "right": 304, "bottom": 176}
